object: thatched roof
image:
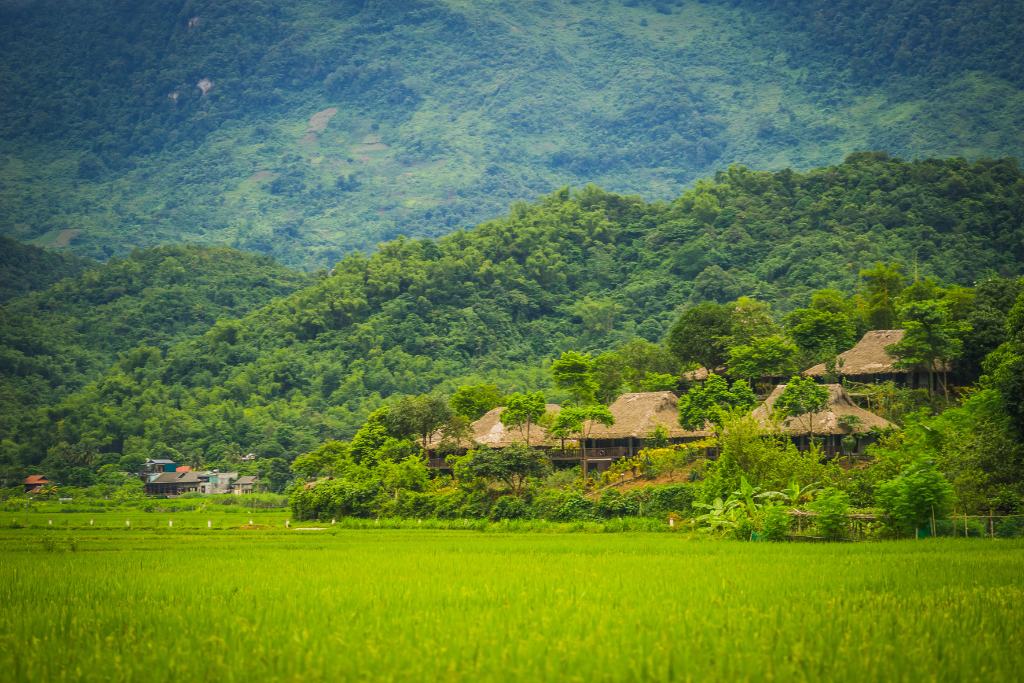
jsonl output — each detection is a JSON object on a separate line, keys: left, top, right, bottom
{"left": 804, "top": 329, "right": 949, "bottom": 377}
{"left": 429, "top": 405, "right": 563, "bottom": 449}
{"left": 803, "top": 330, "right": 905, "bottom": 377}
{"left": 681, "top": 366, "right": 724, "bottom": 382}
{"left": 751, "top": 384, "right": 895, "bottom": 436}
{"left": 586, "top": 391, "right": 710, "bottom": 440}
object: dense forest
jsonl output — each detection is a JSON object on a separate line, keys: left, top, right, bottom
{"left": 1, "top": 0, "right": 1023, "bottom": 266}
{"left": 0, "top": 246, "right": 309, "bottom": 468}
{"left": 2, "top": 155, "right": 1022, "bottom": 498}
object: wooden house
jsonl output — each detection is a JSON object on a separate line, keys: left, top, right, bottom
{"left": 426, "top": 404, "right": 562, "bottom": 468}
{"left": 231, "top": 476, "right": 258, "bottom": 494}
{"left": 144, "top": 471, "right": 201, "bottom": 496}
{"left": 581, "top": 392, "right": 710, "bottom": 471}
{"left": 23, "top": 474, "right": 51, "bottom": 494}
{"left": 802, "top": 330, "right": 946, "bottom": 388}
{"left": 140, "top": 458, "right": 178, "bottom": 476}
{"left": 750, "top": 384, "right": 895, "bottom": 456}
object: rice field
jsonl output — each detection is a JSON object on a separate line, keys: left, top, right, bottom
{"left": 1, "top": 523, "right": 1022, "bottom": 682}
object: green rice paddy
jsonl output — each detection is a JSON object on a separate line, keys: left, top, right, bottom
{"left": 1, "top": 521, "right": 1022, "bottom": 682}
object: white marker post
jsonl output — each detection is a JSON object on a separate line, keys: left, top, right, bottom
{"left": 90, "top": 519, "right": 94, "bottom": 526}
{"left": 331, "top": 519, "right": 336, "bottom": 525}
{"left": 126, "top": 520, "right": 130, "bottom": 528}
{"left": 285, "top": 520, "right": 290, "bottom": 529}
{"left": 168, "top": 520, "right": 173, "bottom": 528}
{"left": 48, "top": 519, "right": 52, "bottom": 526}
{"left": 207, "top": 520, "right": 212, "bottom": 529}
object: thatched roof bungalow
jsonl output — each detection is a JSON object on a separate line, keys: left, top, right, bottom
{"left": 426, "top": 405, "right": 563, "bottom": 464}
{"left": 803, "top": 330, "right": 945, "bottom": 386}
{"left": 751, "top": 383, "right": 895, "bottom": 455}
{"left": 582, "top": 392, "right": 710, "bottom": 465}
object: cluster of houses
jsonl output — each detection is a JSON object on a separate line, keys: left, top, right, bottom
{"left": 22, "top": 329, "right": 922, "bottom": 493}
{"left": 139, "top": 459, "right": 259, "bottom": 497}
{"left": 426, "top": 330, "right": 910, "bottom": 472}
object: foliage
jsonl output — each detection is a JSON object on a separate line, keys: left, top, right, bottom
{"left": 774, "top": 376, "right": 830, "bottom": 438}
{"left": 809, "top": 488, "right": 850, "bottom": 540}
{"left": 550, "top": 351, "right": 598, "bottom": 406}
{"left": 499, "top": 392, "right": 547, "bottom": 446}
{"left": 450, "top": 384, "right": 504, "bottom": 420}
{"left": 453, "top": 444, "right": 550, "bottom": 497}
{"left": 677, "top": 374, "right": 756, "bottom": 432}
{"left": 876, "top": 458, "right": 956, "bottom": 537}
{"left": 888, "top": 299, "right": 969, "bottom": 392}
{"left": 666, "top": 302, "right": 733, "bottom": 372}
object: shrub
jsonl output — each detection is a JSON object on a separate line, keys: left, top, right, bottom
{"left": 491, "top": 495, "right": 530, "bottom": 520}
{"left": 876, "top": 457, "right": 955, "bottom": 538}
{"left": 760, "top": 504, "right": 790, "bottom": 541}
{"left": 596, "top": 489, "right": 639, "bottom": 517}
{"left": 810, "top": 488, "right": 850, "bottom": 540}
{"left": 646, "top": 484, "right": 696, "bottom": 517}
{"left": 553, "top": 494, "right": 598, "bottom": 522}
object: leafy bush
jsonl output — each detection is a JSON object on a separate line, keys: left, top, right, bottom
{"left": 809, "top": 488, "right": 850, "bottom": 540}
{"left": 760, "top": 505, "right": 791, "bottom": 542}
{"left": 491, "top": 495, "right": 531, "bottom": 521}
{"left": 876, "top": 458, "right": 955, "bottom": 538}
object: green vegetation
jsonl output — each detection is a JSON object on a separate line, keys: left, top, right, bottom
{"left": 2, "top": 2, "right": 1024, "bottom": 265}
{"left": 0, "top": 237, "right": 92, "bottom": 303}
{"left": 1, "top": 528, "right": 1022, "bottom": 681}
{"left": 0, "top": 245, "right": 309, "bottom": 477}
{"left": 5, "top": 155, "right": 1021, "bottom": 477}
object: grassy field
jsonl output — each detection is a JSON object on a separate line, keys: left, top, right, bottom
{"left": 1, "top": 524, "right": 1021, "bottom": 682}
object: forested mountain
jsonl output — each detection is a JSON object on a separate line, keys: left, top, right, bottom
{"left": 5, "top": 154, "right": 1021, "bottom": 473}
{"left": 0, "top": 237, "right": 92, "bottom": 303}
{"left": 0, "top": 245, "right": 309, "bottom": 459}
{"left": 1, "top": 0, "right": 1023, "bottom": 266}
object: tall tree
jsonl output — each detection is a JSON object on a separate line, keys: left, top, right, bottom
{"left": 726, "top": 335, "right": 798, "bottom": 389}
{"left": 859, "top": 262, "right": 905, "bottom": 329}
{"left": 550, "top": 351, "right": 598, "bottom": 405}
{"left": 666, "top": 302, "right": 734, "bottom": 373}
{"left": 677, "top": 374, "right": 757, "bottom": 434}
{"left": 773, "top": 376, "right": 830, "bottom": 447}
{"left": 888, "top": 300, "right": 969, "bottom": 394}
{"left": 387, "top": 394, "right": 454, "bottom": 453}
{"left": 500, "top": 392, "right": 547, "bottom": 447}
{"left": 450, "top": 384, "right": 504, "bottom": 420}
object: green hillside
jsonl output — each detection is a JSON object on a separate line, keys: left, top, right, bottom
{"left": 1, "top": 1, "right": 1023, "bottom": 266}
{"left": 0, "top": 237, "right": 93, "bottom": 303}
{"left": 0, "top": 245, "right": 309, "bottom": 456}
{"left": 7, "top": 154, "right": 1020, "bottom": 470}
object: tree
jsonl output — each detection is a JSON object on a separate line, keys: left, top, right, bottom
{"left": 591, "top": 352, "right": 625, "bottom": 404}
{"left": 666, "top": 302, "right": 733, "bottom": 373}
{"left": 500, "top": 392, "right": 547, "bottom": 446}
{"left": 726, "top": 335, "right": 798, "bottom": 388}
{"left": 291, "top": 441, "right": 349, "bottom": 479}
{"left": 387, "top": 394, "right": 453, "bottom": 452}
{"left": 677, "top": 374, "right": 757, "bottom": 433}
{"left": 774, "top": 376, "right": 830, "bottom": 446}
{"left": 550, "top": 351, "right": 598, "bottom": 405}
{"left": 450, "top": 384, "right": 504, "bottom": 420}
{"left": 257, "top": 457, "right": 291, "bottom": 493}
{"left": 889, "top": 299, "right": 969, "bottom": 394}
{"left": 876, "top": 457, "right": 955, "bottom": 537}
{"left": 860, "top": 262, "right": 904, "bottom": 329}
{"left": 454, "top": 444, "right": 550, "bottom": 496}
{"left": 550, "top": 405, "right": 614, "bottom": 479}
{"left": 785, "top": 289, "right": 858, "bottom": 362}
{"left": 727, "top": 297, "right": 779, "bottom": 346}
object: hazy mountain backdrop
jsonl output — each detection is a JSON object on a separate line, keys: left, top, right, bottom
{"left": 2, "top": 0, "right": 1023, "bottom": 267}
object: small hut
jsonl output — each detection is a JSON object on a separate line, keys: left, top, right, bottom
{"left": 751, "top": 384, "right": 895, "bottom": 456}
{"left": 23, "top": 474, "right": 51, "bottom": 494}
{"left": 426, "top": 405, "right": 562, "bottom": 468}
{"left": 803, "top": 330, "right": 945, "bottom": 387}
{"left": 582, "top": 392, "right": 710, "bottom": 469}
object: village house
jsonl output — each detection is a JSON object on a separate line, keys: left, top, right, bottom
{"left": 197, "top": 470, "right": 239, "bottom": 495}
{"left": 426, "top": 404, "right": 563, "bottom": 468}
{"left": 581, "top": 391, "right": 711, "bottom": 471}
{"left": 23, "top": 474, "right": 51, "bottom": 494}
{"left": 802, "top": 329, "right": 946, "bottom": 388}
{"left": 140, "top": 458, "right": 179, "bottom": 476}
{"left": 750, "top": 383, "right": 895, "bottom": 457}
{"left": 144, "top": 470, "right": 202, "bottom": 496}
{"left": 231, "top": 475, "right": 258, "bottom": 494}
